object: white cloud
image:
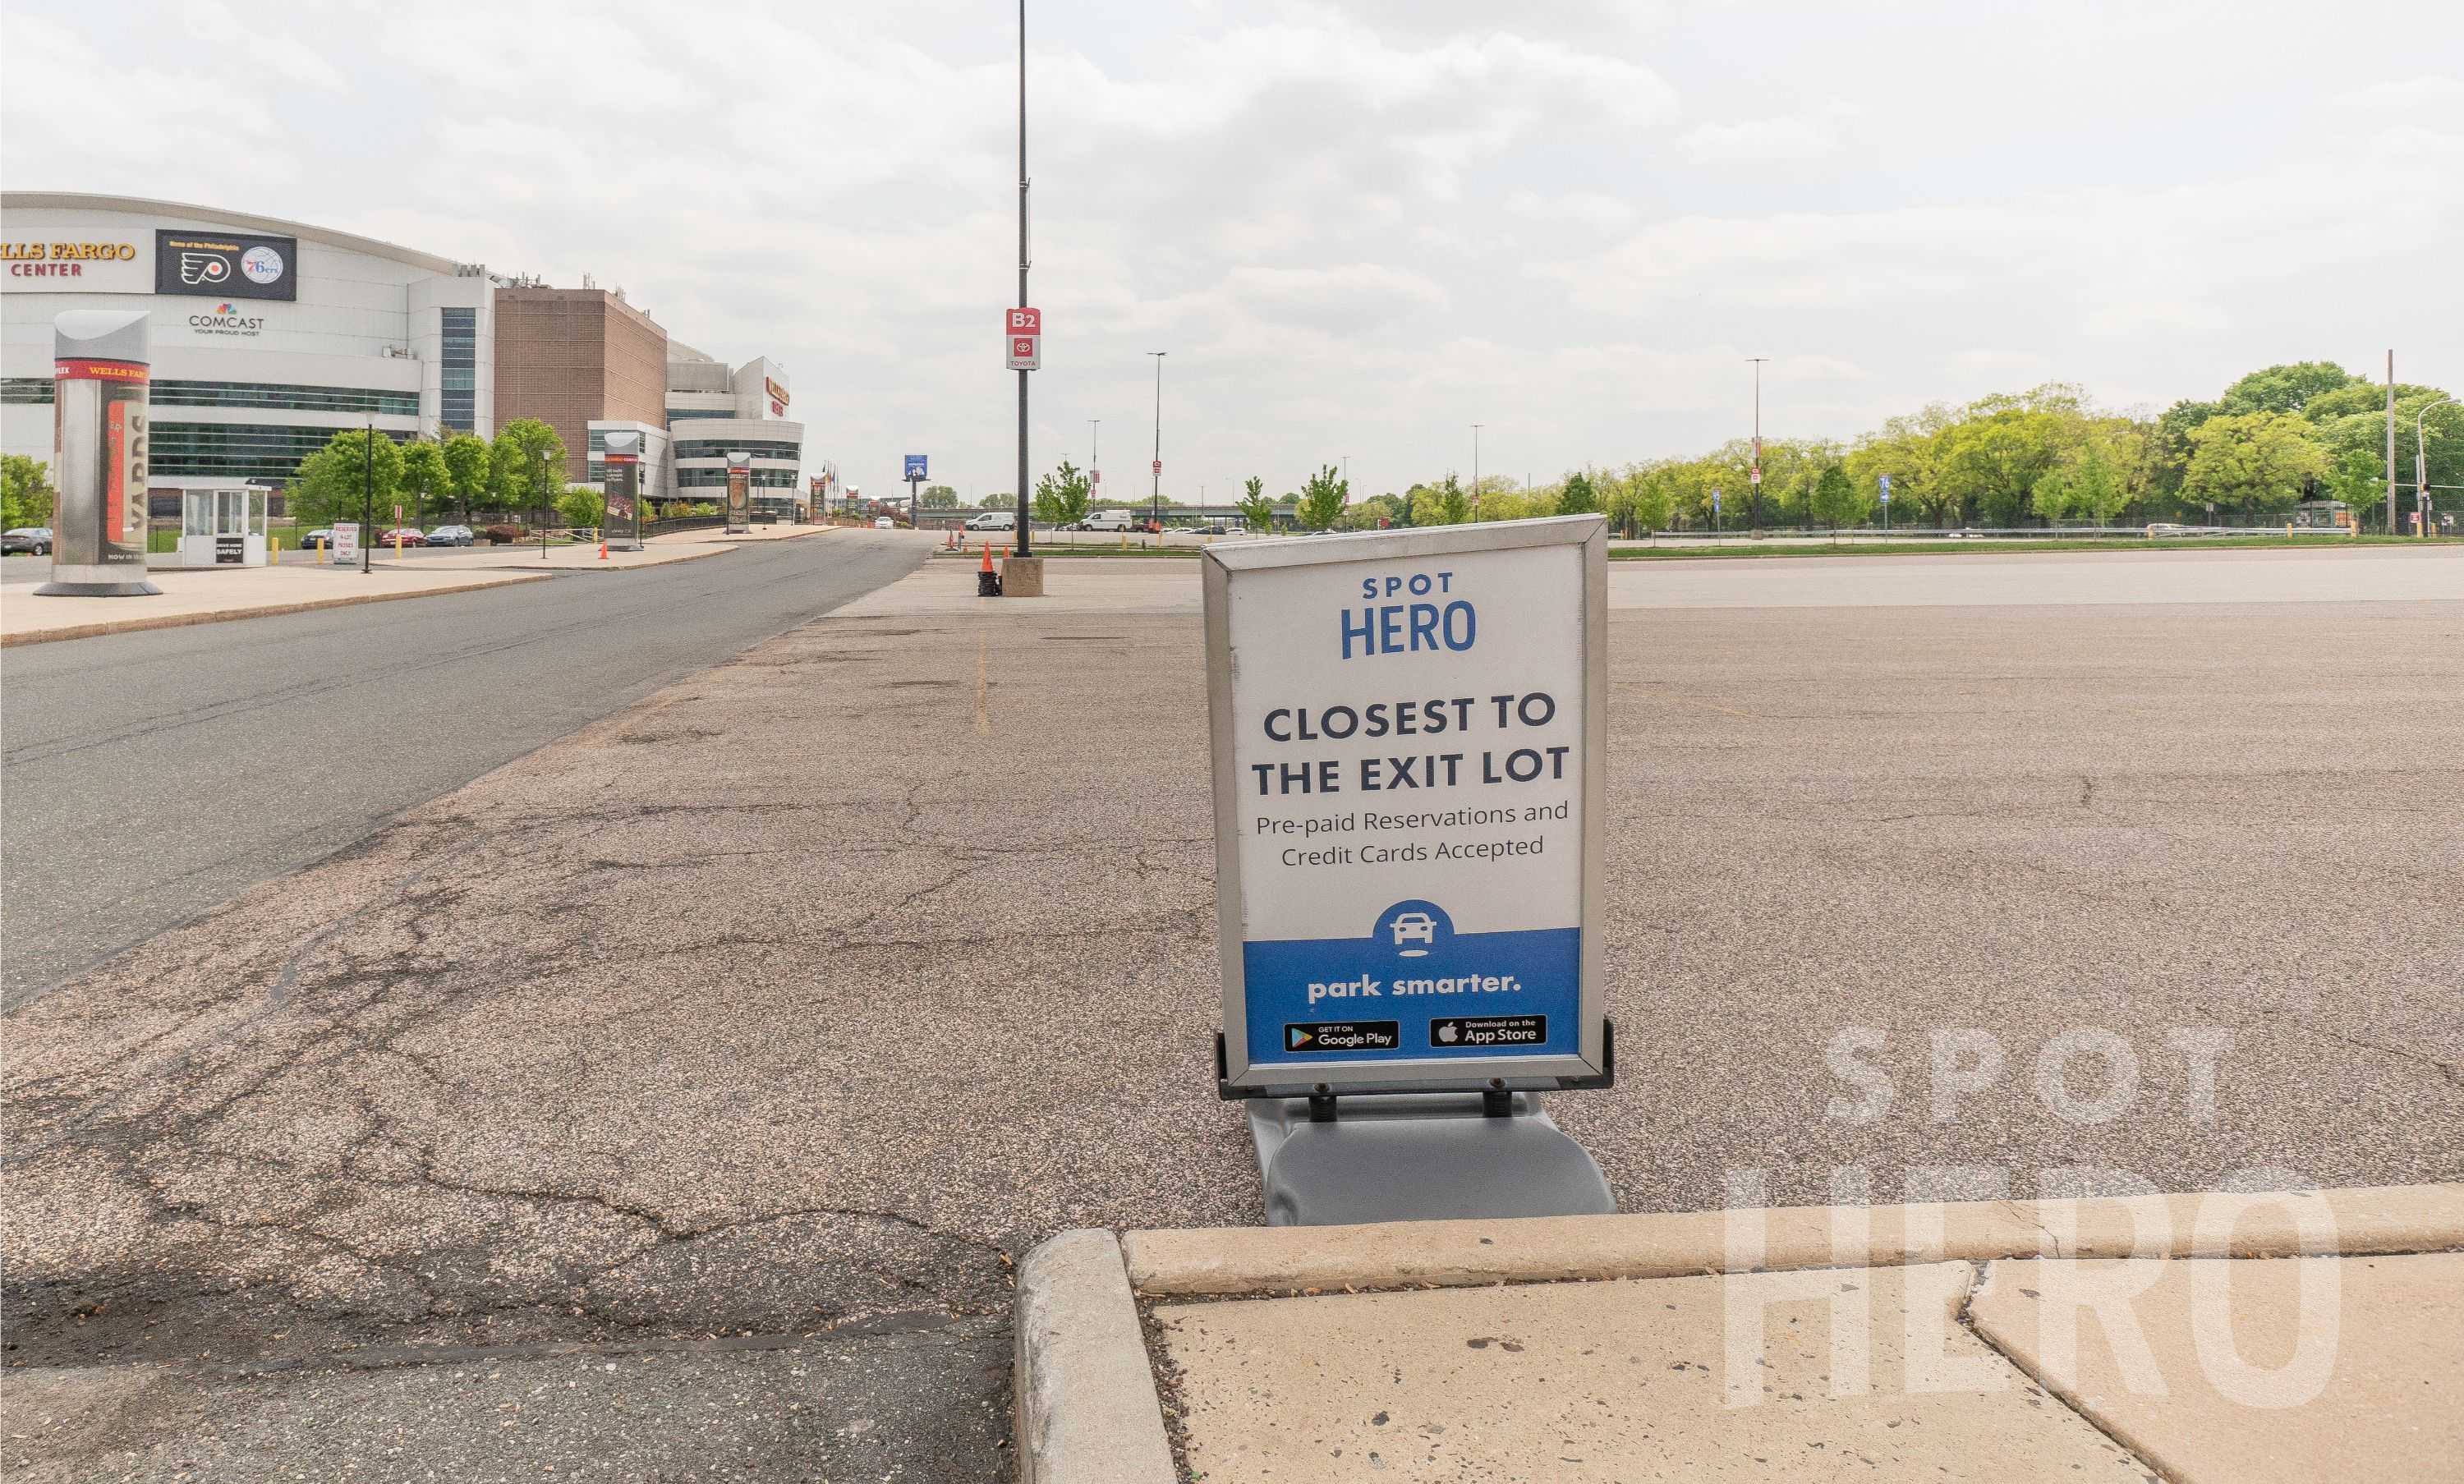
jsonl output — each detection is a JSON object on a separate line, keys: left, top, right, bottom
{"left": 2331, "top": 74, "right": 2464, "bottom": 112}
{"left": 3, "top": 0, "right": 2461, "bottom": 496}
{"left": 1678, "top": 103, "right": 1863, "bottom": 164}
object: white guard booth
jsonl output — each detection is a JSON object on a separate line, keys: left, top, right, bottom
{"left": 172, "top": 484, "right": 270, "bottom": 567}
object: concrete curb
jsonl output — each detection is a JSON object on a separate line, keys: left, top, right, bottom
{"left": 1124, "top": 1182, "right": 2464, "bottom": 1297}
{"left": 1013, "top": 1229, "right": 1178, "bottom": 1484}
{"left": 0, "top": 572, "right": 554, "bottom": 649}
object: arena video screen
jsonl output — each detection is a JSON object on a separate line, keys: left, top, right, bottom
{"left": 154, "top": 229, "right": 298, "bottom": 301}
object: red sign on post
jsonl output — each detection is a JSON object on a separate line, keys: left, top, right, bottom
{"left": 1006, "top": 305, "right": 1041, "bottom": 370}
{"left": 1152, "top": 459, "right": 1163, "bottom": 476}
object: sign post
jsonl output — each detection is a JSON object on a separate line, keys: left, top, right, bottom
{"left": 724, "top": 451, "right": 752, "bottom": 535}
{"left": 1878, "top": 473, "right": 1891, "bottom": 534}
{"left": 1202, "top": 516, "right": 1615, "bottom": 1225}
{"left": 37, "top": 310, "right": 159, "bottom": 597}
{"left": 601, "top": 430, "right": 645, "bottom": 551}
{"left": 903, "top": 453, "right": 928, "bottom": 527}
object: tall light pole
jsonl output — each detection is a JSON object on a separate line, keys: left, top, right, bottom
{"left": 2383, "top": 351, "right": 2397, "bottom": 535}
{"left": 361, "top": 415, "right": 375, "bottom": 575}
{"left": 2417, "top": 396, "right": 2454, "bottom": 537}
{"left": 1747, "top": 356, "right": 1769, "bottom": 531}
{"left": 1089, "top": 417, "right": 1100, "bottom": 490}
{"left": 1148, "top": 351, "right": 1166, "bottom": 540}
{"left": 1342, "top": 454, "right": 1350, "bottom": 505}
{"left": 1470, "top": 425, "right": 1482, "bottom": 520}
{"left": 537, "top": 446, "right": 550, "bottom": 561}
{"left": 1014, "top": 0, "right": 1032, "bottom": 558}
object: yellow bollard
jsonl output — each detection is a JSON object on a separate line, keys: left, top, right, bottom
{"left": 317, "top": 537, "right": 327, "bottom": 563}
{"left": 272, "top": 537, "right": 281, "bottom": 563}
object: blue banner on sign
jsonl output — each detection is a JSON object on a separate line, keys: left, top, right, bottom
{"left": 903, "top": 454, "right": 928, "bottom": 480}
{"left": 1243, "top": 899, "right": 1580, "bottom": 1063}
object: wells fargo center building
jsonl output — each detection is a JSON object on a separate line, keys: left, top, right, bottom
{"left": 2, "top": 192, "right": 805, "bottom": 511}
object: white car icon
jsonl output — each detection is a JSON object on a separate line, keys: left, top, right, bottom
{"left": 1391, "top": 912, "right": 1437, "bottom": 956}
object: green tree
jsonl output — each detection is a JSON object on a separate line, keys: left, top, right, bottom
{"left": 1294, "top": 463, "right": 1349, "bottom": 531}
{"left": 2218, "top": 361, "right": 2360, "bottom": 418}
{"left": 398, "top": 440, "right": 449, "bottom": 523}
{"left": 919, "top": 484, "right": 960, "bottom": 508}
{"left": 1556, "top": 470, "right": 1597, "bottom": 516}
{"left": 1335, "top": 492, "right": 1406, "bottom": 531}
{"left": 1937, "top": 393, "right": 2074, "bottom": 526}
{"left": 1846, "top": 407, "right": 1953, "bottom": 527}
{"left": 1621, "top": 468, "right": 1674, "bottom": 533}
{"left": 489, "top": 418, "right": 567, "bottom": 521}
{"left": 2185, "top": 412, "right": 2328, "bottom": 518}
{"left": 1811, "top": 463, "right": 1867, "bottom": 527}
{"left": 2063, "top": 440, "right": 2129, "bottom": 526}
{"left": 2030, "top": 466, "right": 2076, "bottom": 525}
{"left": 557, "top": 485, "right": 605, "bottom": 531}
{"left": 1236, "top": 475, "right": 1275, "bottom": 531}
{"left": 1032, "top": 459, "right": 1091, "bottom": 527}
{"left": 2321, "top": 445, "right": 2384, "bottom": 512}
{"left": 2, "top": 453, "right": 56, "bottom": 529}
{"left": 286, "top": 429, "right": 405, "bottom": 529}
{"left": 440, "top": 432, "right": 491, "bottom": 521}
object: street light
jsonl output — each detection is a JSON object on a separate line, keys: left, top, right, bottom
{"left": 538, "top": 446, "right": 550, "bottom": 560}
{"left": 1747, "top": 356, "right": 1769, "bottom": 532}
{"left": 2417, "top": 397, "right": 2455, "bottom": 537}
{"left": 361, "top": 415, "right": 375, "bottom": 574}
{"left": 1148, "top": 351, "right": 1166, "bottom": 541}
{"left": 1471, "top": 425, "right": 1482, "bottom": 520}
{"left": 1013, "top": 0, "right": 1032, "bottom": 559}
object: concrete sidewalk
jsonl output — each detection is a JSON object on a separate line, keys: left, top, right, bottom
{"left": 0, "top": 539, "right": 756, "bottom": 646}
{"left": 0, "top": 563, "right": 549, "bottom": 646}
{"left": 1017, "top": 1185, "right": 2464, "bottom": 1483}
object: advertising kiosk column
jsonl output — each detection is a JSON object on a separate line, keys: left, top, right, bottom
{"left": 600, "top": 430, "right": 646, "bottom": 552}
{"left": 37, "top": 310, "right": 160, "bottom": 598}
{"left": 724, "top": 451, "right": 752, "bottom": 535}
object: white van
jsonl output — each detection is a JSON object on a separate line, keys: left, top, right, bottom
{"left": 964, "top": 510, "right": 1017, "bottom": 531}
{"left": 1073, "top": 509, "right": 1135, "bottom": 532}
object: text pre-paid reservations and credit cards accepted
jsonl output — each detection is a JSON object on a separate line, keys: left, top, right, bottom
{"left": 1205, "top": 518, "right": 1608, "bottom": 1092}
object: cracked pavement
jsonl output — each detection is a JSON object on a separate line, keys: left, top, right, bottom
{"left": 6, "top": 549, "right": 2462, "bottom": 1479}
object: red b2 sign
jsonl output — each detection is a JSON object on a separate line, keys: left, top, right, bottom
{"left": 1007, "top": 307, "right": 1041, "bottom": 334}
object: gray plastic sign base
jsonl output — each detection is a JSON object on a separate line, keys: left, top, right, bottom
{"left": 35, "top": 577, "right": 162, "bottom": 597}
{"left": 1248, "top": 1091, "right": 1616, "bottom": 1227}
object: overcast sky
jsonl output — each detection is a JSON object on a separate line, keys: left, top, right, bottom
{"left": 6, "top": 0, "right": 2460, "bottom": 503}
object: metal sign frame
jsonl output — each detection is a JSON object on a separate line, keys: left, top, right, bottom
{"left": 1203, "top": 515, "right": 1612, "bottom": 1100}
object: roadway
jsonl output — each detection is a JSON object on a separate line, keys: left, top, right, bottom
{"left": 0, "top": 529, "right": 929, "bottom": 1006}
{"left": 4, "top": 543, "right": 2457, "bottom": 1481}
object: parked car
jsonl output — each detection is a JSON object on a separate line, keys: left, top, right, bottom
{"left": 425, "top": 524, "right": 475, "bottom": 546}
{"left": 2, "top": 526, "right": 53, "bottom": 555}
{"left": 964, "top": 510, "right": 1018, "bottom": 531}
{"left": 482, "top": 523, "right": 528, "bottom": 544}
{"left": 372, "top": 527, "right": 428, "bottom": 546}
{"left": 298, "top": 527, "right": 336, "bottom": 550}
{"left": 873, "top": 516, "right": 894, "bottom": 529}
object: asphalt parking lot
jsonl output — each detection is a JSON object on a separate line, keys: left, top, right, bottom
{"left": 5, "top": 544, "right": 2458, "bottom": 1481}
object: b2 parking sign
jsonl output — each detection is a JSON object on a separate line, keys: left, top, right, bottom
{"left": 1203, "top": 516, "right": 1612, "bottom": 1097}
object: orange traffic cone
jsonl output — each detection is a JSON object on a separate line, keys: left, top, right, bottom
{"left": 599, "top": 538, "right": 608, "bottom": 560}
{"left": 980, "top": 542, "right": 994, "bottom": 573}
